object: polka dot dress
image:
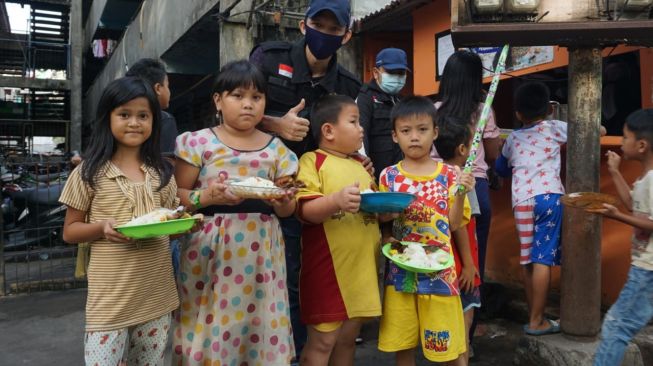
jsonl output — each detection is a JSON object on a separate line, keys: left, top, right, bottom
{"left": 173, "top": 129, "right": 297, "bottom": 366}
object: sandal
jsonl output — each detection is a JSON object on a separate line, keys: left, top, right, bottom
{"left": 524, "top": 319, "right": 560, "bottom": 336}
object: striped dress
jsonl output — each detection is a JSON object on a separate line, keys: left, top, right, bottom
{"left": 59, "top": 162, "right": 180, "bottom": 331}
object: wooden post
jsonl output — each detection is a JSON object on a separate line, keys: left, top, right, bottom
{"left": 560, "top": 47, "right": 603, "bottom": 338}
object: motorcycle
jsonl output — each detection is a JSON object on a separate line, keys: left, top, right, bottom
{"left": 1, "top": 160, "right": 69, "bottom": 261}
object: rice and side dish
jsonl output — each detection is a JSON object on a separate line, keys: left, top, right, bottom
{"left": 227, "top": 176, "right": 306, "bottom": 199}
{"left": 389, "top": 242, "right": 450, "bottom": 269}
{"left": 230, "top": 177, "right": 276, "bottom": 188}
{"left": 122, "top": 206, "right": 192, "bottom": 226}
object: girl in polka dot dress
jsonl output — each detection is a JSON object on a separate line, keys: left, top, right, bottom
{"left": 173, "top": 60, "right": 298, "bottom": 366}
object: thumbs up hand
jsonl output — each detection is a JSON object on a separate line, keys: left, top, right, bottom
{"left": 276, "top": 99, "right": 310, "bottom": 141}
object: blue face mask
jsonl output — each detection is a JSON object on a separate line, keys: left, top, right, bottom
{"left": 304, "top": 25, "right": 345, "bottom": 60}
{"left": 379, "top": 73, "right": 406, "bottom": 95}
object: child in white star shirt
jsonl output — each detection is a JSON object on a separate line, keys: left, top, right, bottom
{"left": 495, "top": 82, "right": 566, "bottom": 336}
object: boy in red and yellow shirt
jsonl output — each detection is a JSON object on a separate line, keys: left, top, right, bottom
{"left": 296, "top": 94, "right": 381, "bottom": 366}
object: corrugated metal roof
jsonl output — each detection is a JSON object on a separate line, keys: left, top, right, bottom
{"left": 356, "top": 0, "right": 432, "bottom": 32}
{"left": 358, "top": 0, "right": 405, "bottom": 22}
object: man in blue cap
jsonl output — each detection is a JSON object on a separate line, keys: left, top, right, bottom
{"left": 357, "top": 48, "right": 410, "bottom": 179}
{"left": 249, "top": 1, "right": 363, "bottom": 364}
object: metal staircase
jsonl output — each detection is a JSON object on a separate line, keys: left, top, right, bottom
{"left": 0, "top": 1, "right": 71, "bottom": 156}
{"left": 0, "top": 43, "right": 26, "bottom": 77}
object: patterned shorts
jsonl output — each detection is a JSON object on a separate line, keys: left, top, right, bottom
{"left": 84, "top": 313, "right": 170, "bottom": 366}
{"left": 514, "top": 194, "right": 562, "bottom": 266}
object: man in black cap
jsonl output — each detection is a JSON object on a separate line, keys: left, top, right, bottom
{"left": 357, "top": 48, "right": 410, "bottom": 180}
{"left": 249, "top": 0, "right": 362, "bottom": 361}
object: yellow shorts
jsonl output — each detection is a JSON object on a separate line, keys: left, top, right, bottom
{"left": 310, "top": 317, "right": 372, "bottom": 333}
{"left": 312, "top": 321, "right": 343, "bottom": 333}
{"left": 378, "top": 286, "right": 466, "bottom": 362}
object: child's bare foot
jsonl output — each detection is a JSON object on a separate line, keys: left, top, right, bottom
{"left": 475, "top": 323, "right": 488, "bottom": 337}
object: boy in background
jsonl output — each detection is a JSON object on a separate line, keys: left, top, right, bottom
{"left": 495, "top": 82, "right": 566, "bottom": 335}
{"left": 435, "top": 116, "right": 482, "bottom": 363}
{"left": 126, "top": 58, "right": 178, "bottom": 158}
{"left": 591, "top": 109, "right": 653, "bottom": 365}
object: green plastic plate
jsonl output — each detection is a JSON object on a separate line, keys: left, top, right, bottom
{"left": 115, "top": 218, "right": 197, "bottom": 239}
{"left": 381, "top": 241, "right": 454, "bottom": 273}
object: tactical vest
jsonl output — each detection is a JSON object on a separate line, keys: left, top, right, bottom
{"left": 360, "top": 83, "right": 396, "bottom": 140}
{"left": 253, "top": 41, "right": 361, "bottom": 156}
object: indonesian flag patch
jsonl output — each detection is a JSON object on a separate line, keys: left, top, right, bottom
{"left": 278, "top": 64, "right": 293, "bottom": 78}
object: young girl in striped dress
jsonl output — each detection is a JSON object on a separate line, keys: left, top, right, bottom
{"left": 60, "top": 76, "right": 179, "bottom": 366}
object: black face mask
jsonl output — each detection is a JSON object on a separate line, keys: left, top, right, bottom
{"left": 304, "top": 25, "right": 345, "bottom": 60}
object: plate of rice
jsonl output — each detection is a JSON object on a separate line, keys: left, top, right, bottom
{"left": 382, "top": 241, "right": 454, "bottom": 273}
{"left": 227, "top": 177, "right": 288, "bottom": 199}
{"left": 115, "top": 207, "right": 202, "bottom": 239}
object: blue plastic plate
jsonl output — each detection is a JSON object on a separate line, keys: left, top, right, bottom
{"left": 360, "top": 192, "right": 415, "bottom": 213}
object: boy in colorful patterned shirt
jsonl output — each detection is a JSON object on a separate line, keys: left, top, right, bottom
{"left": 495, "top": 82, "right": 566, "bottom": 336}
{"left": 378, "top": 96, "right": 474, "bottom": 365}
{"left": 296, "top": 95, "right": 381, "bottom": 366}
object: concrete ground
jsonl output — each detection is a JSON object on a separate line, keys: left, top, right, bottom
{"left": 0, "top": 289, "right": 525, "bottom": 365}
{"left": 0, "top": 289, "right": 85, "bottom": 365}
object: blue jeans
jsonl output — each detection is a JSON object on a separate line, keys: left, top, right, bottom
{"left": 594, "top": 266, "right": 653, "bottom": 366}
{"left": 474, "top": 178, "right": 492, "bottom": 281}
{"left": 170, "top": 239, "right": 181, "bottom": 279}
{"left": 470, "top": 178, "right": 492, "bottom": 342}
{"left": 281, "top": 216, "right": 306, "bottom": 358}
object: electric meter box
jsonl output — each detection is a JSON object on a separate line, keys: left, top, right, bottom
{"left": 451, "top": 0, "right": 653, "bottom": 47}
{"left": 616, "top": 0, "right": 653, "bottom": 11}
{"left": 504, "top": 0, "right": 541, "bottom": 13}
{"left": 474, "top": 0, "right": 503, "bottom": 14}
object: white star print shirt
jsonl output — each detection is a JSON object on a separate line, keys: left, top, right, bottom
{"left": 500, "top": 119, "right": 568, "bottom": 207}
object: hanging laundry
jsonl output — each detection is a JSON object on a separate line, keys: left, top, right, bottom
{"left": 106, "top": 40, "right": 116, "bottom": 56}
{"left": 91, "top": 39, "right": 118, "bottom": 58}
{"left": 92, "top": 39, "right": 105, "bottom": 58}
